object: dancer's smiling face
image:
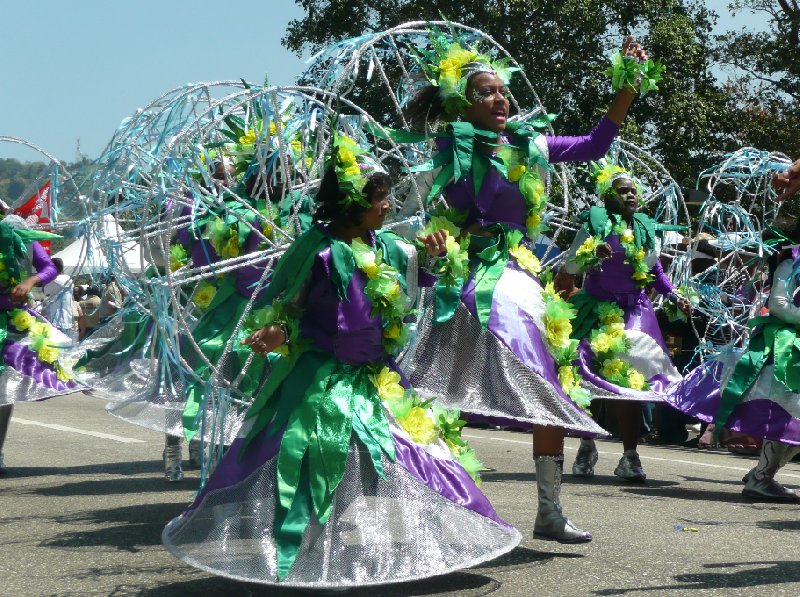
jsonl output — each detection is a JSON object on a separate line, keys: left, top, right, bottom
{"left": 463, "top": 72, "right": 510, "bottom": 133}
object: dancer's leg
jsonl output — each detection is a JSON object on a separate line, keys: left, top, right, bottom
{"left": 612, "top": 400, "right": 646, "bottom": 482}
{"left": 164, "top": 434, "right": 184, "bottom": 483}
{"left": 532, "top": 425, "right": 592, "bottom": 543}
{"left": 0, "top": 404, "right": 12, "bottom": 474}
{"left": 742, "top": 441, "right": 800, "bottom": 502}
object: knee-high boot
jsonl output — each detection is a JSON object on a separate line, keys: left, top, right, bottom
{"left": 742, "top": 441, "right": 800, "bottom": 502}
{"left": 534, "top": 454, "right": 592, "bottom": 543}
{"left": 0, "top": 404, "right": 12, "bottom": 474}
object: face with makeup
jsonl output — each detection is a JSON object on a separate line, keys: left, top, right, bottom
{"left": 605, "top": 176, "right": 639, "bottom": 220}
{"left": 462, "top": 72, "right": 510, "bottom": 133}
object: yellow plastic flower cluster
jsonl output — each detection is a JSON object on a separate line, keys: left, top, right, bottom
{"left": 590, "top": 300, "right": 649, "bottom": 391}
{"left": 193, "top": 281, "right": 217, "bottom": 310}
{"left": 509, "top": 243, "right": 542, "bottom": 276}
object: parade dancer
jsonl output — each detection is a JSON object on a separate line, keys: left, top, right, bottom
{"left": 162, "top": 136, "right": 520, "bottom": 587}
{"left": 396, "top": 27, "right": 661, "bottom": 542}
{"left": 668, "top": 220, "right": 800, "bottom": 502}
{"left": 0, "top": 213, "right": 82, "bottom": 474}
{"left": 555, "top": 163, "right": 689, "bottom": 482}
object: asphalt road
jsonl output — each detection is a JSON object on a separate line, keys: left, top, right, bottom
{"left": 1, "top": 393, "right": 799, "bottom": 597}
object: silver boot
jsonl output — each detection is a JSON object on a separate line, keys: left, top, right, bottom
{"left": 742, "top": 441, "right": 800, "bottom": 502}
{"left": 0, "top": 452, "right": 6, "bottom": 476}
{"left": 742, "top": 441, "right": 796, "bottom": 484}
{"left": 534, "top": 454, "right": 592, "bottom": 543}
{"left": 0, "top": 404, "right": 12, "bottom": 476}
{"left": 188, "top": 438, "right": 202, "bottom": 469}
{"left": 164, "top": 437, "right": 184, "bottom": 483}
{"left": 572, "top": 438, "right": 598, "bottom": 478}
{"left": 614, "top": 449, "right": 646, "bottom": 482}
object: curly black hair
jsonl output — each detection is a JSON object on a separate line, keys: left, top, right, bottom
{"left": 313, "top": 164, "right": 391, "bottom": 225}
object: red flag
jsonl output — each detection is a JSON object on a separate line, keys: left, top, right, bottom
{"left": 13, "top": 180, "right": 52, "bottom": 253}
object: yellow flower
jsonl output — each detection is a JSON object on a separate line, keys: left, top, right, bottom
{"left": 397, "top": 406, "right": 438, "bottom": 444}
{"left": 361, "top": 263, "right": 380, "bottom": 279}
{"left": 526, "top": 212, "right": 542, "bottom": 231}
{"left": 290, "top": 138, "right": 302, "bottom": 155}
{"left": 545, "top": 316, "right": 572, "bottom": 349}
{"left": 10, "top": 309, "right": 34, "bottom": 331}
{"left": 383, "top": 324, "right": 402, "bottom": 339}
{"left": 509, "top": 244, "right": 542, "bottom": 276}
{"left": 590, "top": 332, "right": 613, "bottom": 354}
{"left": 576, "top": 236, "right": 600, "bottom": 257}
{"left": 632, "top": 271, "right": 650, "bottom": 282}
{"left": 372, "top": 366, "right": 405, "bottom": 401}
{"left": 56, "top": 363, "right": 73, "bottom": 382}
{"left": 31, "top": 322, "right": 50, "bottom": 338}
{"left": 344, "top": 163, "right": 361, "bottom": 178}
{"left": 269, "top": 122, "right": 277, "bottom": 136}
{"left": 386, "top": 283, "right": 401, "bottom": 299}
{"left": 238, "top": 129, "right": 256, "bottom": 145}
{"left": 338, "top": 146, "right": 356, "bottom": 167}
{"left": 597, "top": 303, "right": 625, "bottom": 326}
{"left": 601, "top": 358, "right": 626, "bottom": 379}
{"left": 605, "top": 322, "right": 626, "bottom": 339}
{"left": 508, "top": 164, "right": 527, "bottom": 183}
{"left": 224, "top": 235, "right": 240, "bottom": 258}
{"left": 38, "top": 343, "right": 60, "bottom": 364}
{"left": 628, "top": 370, "right": 646, "bottom": 390}
{"left": 446, "top": 42, "right": 477, "bottom": 65}
{"left": 438, "top": 57, "right": 463, "bottom": 82}
{"left": 193, "top": 282, "right": 217, "bottom": 310}
{"left": 620, "top": 229, "right": 635, "bottom": 244}
{"left": 558, "top": 365, "right": 578, "bottom": 393}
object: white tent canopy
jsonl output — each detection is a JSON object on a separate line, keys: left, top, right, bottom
{"left": 53, "top": 215, "right": 150, "bottom": 276}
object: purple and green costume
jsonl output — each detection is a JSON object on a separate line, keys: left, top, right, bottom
{"left": 563, "top": 207, "right": 682, "bottom": 400}
{"left": 162, "top": 226, "right": 520, "bottom": 587}
{"left": 401, "top": 118, "right": 617, "bottom": 432}
{"left": 666, "top": 252, "right": 800, "bottom": 445}
{"left": 0, "top": 221, "right": 82, "bottom": 403}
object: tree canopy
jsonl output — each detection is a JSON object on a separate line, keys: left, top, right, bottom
{"left": 284, "top": 1, "right": 799, "bottom": 188}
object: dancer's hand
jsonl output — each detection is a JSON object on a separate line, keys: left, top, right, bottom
{"left": 419, "top": 230, "right": 449, "bottom": 257}
{"left": 774, "top": 158, "right": 800, "bottom": 202}
{"left": 242, "top": 325, "right": 286, "bottom": 355}
{"left": 621, "top": 35, "right": 648, "bottom": 63}
{"left": 10, "top": 277, "right": 36, "bottom": 303}
{"left": 595, "top": 243, "right": 613, "bottom": 260}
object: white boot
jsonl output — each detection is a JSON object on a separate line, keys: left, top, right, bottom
{"left": 534, "top": 455, "right": 592, "bottom": 543}
{"left": 742, "top": 441, "right": 800, "bottom": 502}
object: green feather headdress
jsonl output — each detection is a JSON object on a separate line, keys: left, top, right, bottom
{"left": 408, "top": 24, "right": 519, "bottom": 117}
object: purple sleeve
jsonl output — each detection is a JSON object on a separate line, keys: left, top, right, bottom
{"left": 648, "top": 259, "right": 674, "bottom": 296}
{"left": 544, "top": 117, "right": 619, "bottom": 163}
{"left": 32, "top": 242, "right": 57, "bottom": 285}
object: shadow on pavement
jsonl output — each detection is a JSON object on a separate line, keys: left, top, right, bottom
{"left": 28, "top": 476, "right": 194, "bottom": 497}
{"left": 134, "top": 570, "right": 501, "bottom": 596}
{"left": 757, "top": 519, "right": 800, "bottom": 532}
{"left": 2, "top": 459, "right": 165, "bottom": 478}
{"left": 474, "top": 545, "right": 583, "bottom": 570}
{"left": 593, "top": 560, "right": 800, "bottom": 594}
{"left": 39, "top": 502, "right": 187, "bottom": 552}
{"left": 620, "top": 485, "right": 745, "bottom": 503}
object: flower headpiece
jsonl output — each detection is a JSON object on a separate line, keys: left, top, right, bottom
{"left": 328, "top": 133, "right": 387, "bottom": 209}
{"left": 409, "top": 24, "right": 518, "bottom": 116}
{"left": 591, "top": 158, "right": 641, "bottom": 199}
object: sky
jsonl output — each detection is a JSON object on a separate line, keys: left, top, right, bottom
{"left": 0, "top": 0, "right": 764, "bottom": 163}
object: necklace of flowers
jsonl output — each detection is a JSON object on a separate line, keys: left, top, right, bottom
{"left": 8, "top": 309, "right": 73, "bottom": 381}
{"left": 588, "top": 302, "right": 649, "bottom": 391}
{"left": 539, "top": 273, "right": 592, "bottom": 413}
{"left": 612, "top": 221, "right": 654, "bottom": 289}
{"left": 351, "top": 238, "right": 410, "bottom": 356}
{"left": 573, "top": 220, "right": 654, "bottom": 289}
{"left": 497, "top": 145, "right": 548, "bottom": 240}
{"left": 370, "top": 365, "right": 484, "bottom": 482}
